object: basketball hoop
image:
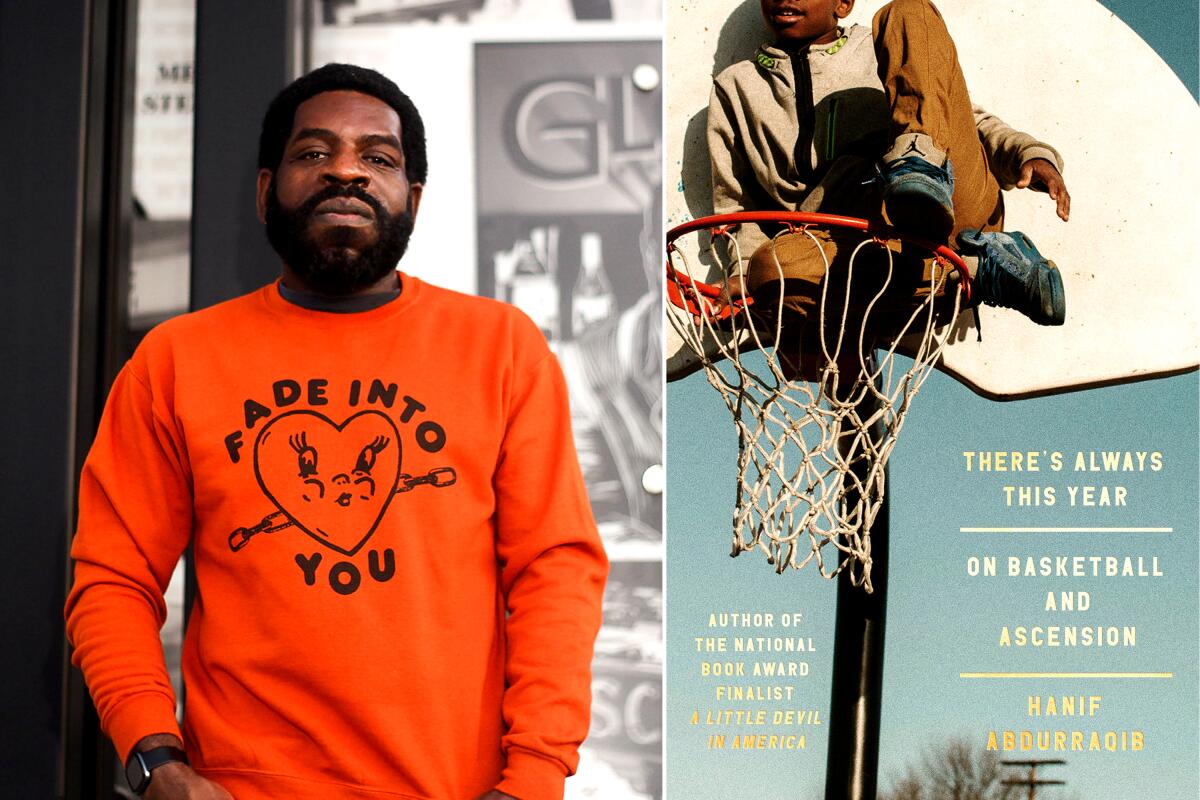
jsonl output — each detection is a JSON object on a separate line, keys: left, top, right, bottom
{"left": 666, "top": 211, "right": 971, "bottom": 593}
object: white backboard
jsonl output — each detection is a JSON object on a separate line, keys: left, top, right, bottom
{"left": 665, "top": 0, "right": 1199, "bottom": 399}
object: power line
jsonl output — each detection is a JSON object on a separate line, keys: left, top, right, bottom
{"left": 1001, "top": 759, "right": 1066, "bottom": 800}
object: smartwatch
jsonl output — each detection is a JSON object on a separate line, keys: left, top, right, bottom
{"left": 124, "top": 745, "right": 189, "bottom": 795}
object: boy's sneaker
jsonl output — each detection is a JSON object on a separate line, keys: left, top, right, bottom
{"left": 958, "top": 228, "right": 1065, "bottom": 326}
{"left": 881, "top": 133, "right": 955, "bottom": 243}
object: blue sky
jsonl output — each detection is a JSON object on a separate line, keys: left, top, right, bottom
{"left": 1096, "top": 0, "right": 1198, "bottom": 96}
{"left": 665, "top": 3, "right": 1199, "bottom": 797}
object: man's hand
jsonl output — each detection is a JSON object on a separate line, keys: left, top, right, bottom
{"left": 1016, "top": 158, "right": 1071, "bottom": 222}
{"left": 144, "top": 762, "right": 234, "bottom": 800}
{"left": 474, "top": 792, "right": 520, "bottom": 800}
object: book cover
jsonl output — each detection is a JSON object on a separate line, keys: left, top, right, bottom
{"left": 664, "top": 2, "right": 1199, "bottom": 797}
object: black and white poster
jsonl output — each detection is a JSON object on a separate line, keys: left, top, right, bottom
{"left": 476, "top": 39, "right": 663, "bottom": 798}
{"left": 313, "top": 17, "right": 664, "bottom": 796}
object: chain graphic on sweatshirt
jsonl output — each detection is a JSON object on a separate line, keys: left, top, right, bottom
{"left": 229, "top": 466, "right": 457, "bottom": 552}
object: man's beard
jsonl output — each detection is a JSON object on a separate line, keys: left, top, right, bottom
{"left": 265, "top": 181, "right": 414, "bottom": 295}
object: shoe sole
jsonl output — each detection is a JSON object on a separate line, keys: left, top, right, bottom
{"left": 1035, "top": 260, "right": 1066, "bottom": 326}
{"left": 883, "top": 188, "right": 954, "bottom": 244}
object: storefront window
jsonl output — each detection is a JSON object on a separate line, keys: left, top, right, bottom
{"left": 128, "top": 0, "right": 196, "bottom": 731}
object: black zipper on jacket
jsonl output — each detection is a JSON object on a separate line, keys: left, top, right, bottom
{"left": 791, "top": 45, "right": 816, "bottom": 182}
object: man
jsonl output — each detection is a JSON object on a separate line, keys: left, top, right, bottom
{"left": 65, "top": 64, "right": 608, "bottom": 800}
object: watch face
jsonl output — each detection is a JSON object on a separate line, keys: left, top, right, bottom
{"left": 124, "top": 752, "right": 151, "bottom": 794}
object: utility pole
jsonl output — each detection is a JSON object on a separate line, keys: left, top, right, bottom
{"left": 1001, "top": 759, "right": 1066, "bottom": 800}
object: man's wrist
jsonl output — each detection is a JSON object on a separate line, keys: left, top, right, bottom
{"left": 130, "top": 733, "right": 184, "bottom": 755}
{"left": 125, "top": 734, "right": 189, "bottom": 796}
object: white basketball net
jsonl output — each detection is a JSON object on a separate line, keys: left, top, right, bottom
{"left": 667, "top": 222, "right": 964, "bottom": 593}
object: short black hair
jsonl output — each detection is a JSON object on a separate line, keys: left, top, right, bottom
{"left": 258, "top": 63, "right": 427, "bottom": 185}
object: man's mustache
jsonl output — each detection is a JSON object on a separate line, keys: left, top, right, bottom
{"left": 296, "top": 184, "right": 388, "bottom": 223}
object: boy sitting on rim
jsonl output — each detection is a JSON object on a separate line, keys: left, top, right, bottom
{"left": 709, "top": 0, "right": 1071, "bottom": 328}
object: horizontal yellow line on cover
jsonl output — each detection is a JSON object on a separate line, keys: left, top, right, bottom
{"left": 960, "top": 673, "right": 1174, "bottom": 679}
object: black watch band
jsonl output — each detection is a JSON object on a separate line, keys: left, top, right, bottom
{"left": 124, "top": 745, "right": 188, "bottom": 795}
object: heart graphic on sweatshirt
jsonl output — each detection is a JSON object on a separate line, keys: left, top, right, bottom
{"left": 254, "top": 410, "right": 401, "bottom": 556}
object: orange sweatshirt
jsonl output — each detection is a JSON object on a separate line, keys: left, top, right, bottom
{"left": 65, "top": 275, "right": 608, "bottom": 800}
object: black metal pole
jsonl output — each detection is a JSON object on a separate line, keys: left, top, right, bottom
{"left": 62, "top": 0, "right": 140, "bottom": 795}
{"left": 824, "top": 387, "right": 889, "bottom": 800}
